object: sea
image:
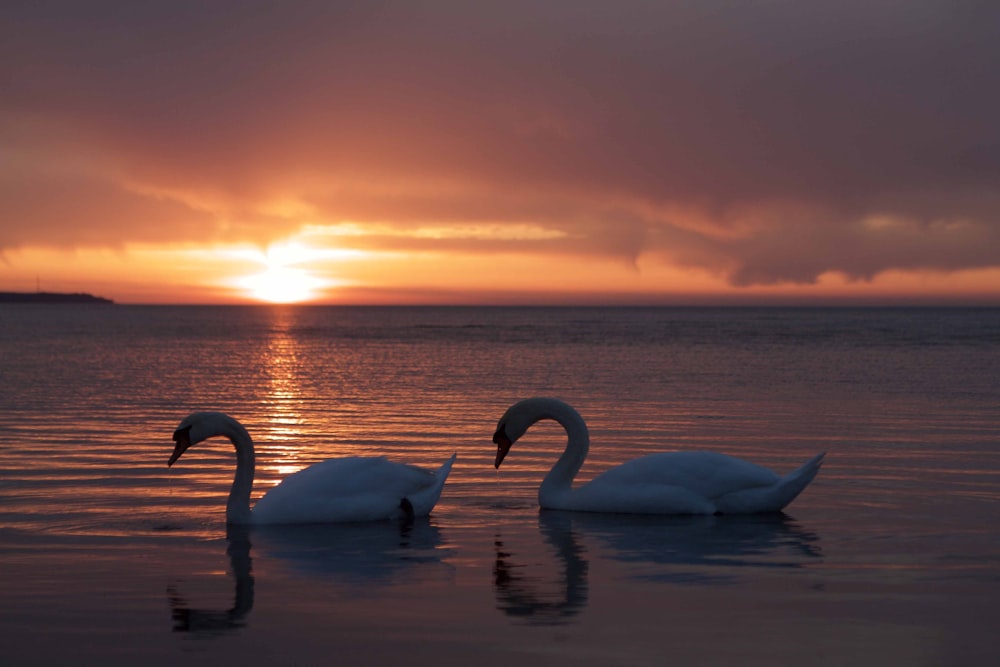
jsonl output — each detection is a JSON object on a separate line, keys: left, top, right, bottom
{"left": 0, "top": 305, "right": 998, "bottom": 666}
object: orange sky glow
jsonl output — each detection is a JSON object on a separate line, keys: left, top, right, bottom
{"left": 2, "top": 3, "right": 999, "bottom": 305}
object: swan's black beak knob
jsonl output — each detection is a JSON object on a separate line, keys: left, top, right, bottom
{"left": 493, "top": 425, "right": 512, "bottom": 469}
{"left": 168, "top": 426, "right": 193, "bottom": 467}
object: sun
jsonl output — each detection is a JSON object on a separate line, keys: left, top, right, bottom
{"left": 241, "top": 266, "right": 326, "bottom": 303}
{"left": 235, "top": 242, "right": 331, "bottom": 303}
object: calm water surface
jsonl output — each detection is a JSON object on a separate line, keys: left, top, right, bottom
{"left": 1, "top": 306, "right": 998, "bottom": 665}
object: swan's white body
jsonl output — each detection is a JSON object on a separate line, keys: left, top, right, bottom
{"left": 169, "top": 412, "right": 456, "bottom": 525}
{"left": 493, "top": 398, "right": 824, "bottom": 515}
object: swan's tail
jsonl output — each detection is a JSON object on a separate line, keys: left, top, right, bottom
{"left": 769, "top": 452, "right": 825, "bottom": 512}
{"left": 407, "top": 454, "right": 457, "bottom": 517}
{"left": 715, "top": 452, "right": 825, "bottom": 514}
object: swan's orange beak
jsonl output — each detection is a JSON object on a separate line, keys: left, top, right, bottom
{"left": 493, "top": 426, "right": 512, "bottom": 469}
{"left": 168, "top": 426, "right": 192, "bottom": 467}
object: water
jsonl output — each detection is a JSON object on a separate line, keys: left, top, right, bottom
{"left": 1, "top": 306, "right": 998, "bottom": 665}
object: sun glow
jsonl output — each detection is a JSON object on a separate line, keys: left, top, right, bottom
{"left": 235, "top": 242, "right": 334, "bottom": 303}
{"left": 241, "top": 266, "right": 326, "bottom": 303}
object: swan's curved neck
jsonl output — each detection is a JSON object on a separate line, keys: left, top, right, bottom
{"left": 534, "top": 401, "right": 589, "bottom": 505}
{"left": 219, "top": 418, "right": 255, "bottom": 524}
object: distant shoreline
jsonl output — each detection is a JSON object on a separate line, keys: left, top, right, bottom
{"left": 0, "top": 291, "right": 114, "bottom": 304}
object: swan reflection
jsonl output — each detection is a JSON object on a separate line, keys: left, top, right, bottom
{"left": 168, "top": 519, "right": 450, "bottom": 638}
{"left": 167, "top": 526, "right": 254, "bottom": 638}
{"left": 571, "top": 511, "right": 822, "bottom": 584}
{"left": 251, "top": 518, "right": 451, "bottom": 584}
{"left": 494, "top": 512, "right": 588, "bottom": 625}
{"left": 494, "top": 512, "right": 822, "bottom": 626}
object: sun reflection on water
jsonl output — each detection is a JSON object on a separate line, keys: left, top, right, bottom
{"left": 255, "top": 308, "right": 312, "bottom": 488}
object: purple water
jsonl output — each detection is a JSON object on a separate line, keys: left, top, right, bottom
{"left": 1, "top": 306, "right": 998, "bottom": 665}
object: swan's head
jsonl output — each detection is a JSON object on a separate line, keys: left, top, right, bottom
{"left": 493, "top": 400, "right": 539, "bottom": 468}
{"left": 493, "top": 423, "right": 513, "bottom": 468}
{"left": 168, "top": 412, "right": 238, "bottom": 467}
{"left": 169, "top": 425, "right": 192, "bottom": 467}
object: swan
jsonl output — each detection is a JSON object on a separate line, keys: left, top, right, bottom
{"left": 168, "top": 412, "right": 456, "bottom": 524}
{"left": 492, "top": 398, "right": 824, "bottom": 515}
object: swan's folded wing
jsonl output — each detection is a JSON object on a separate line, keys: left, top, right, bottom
{"left": 564, "top": 452, "right": 785, "bottom": 514}
{"left": 590, "top": 451, "right": 780, "bottom": 498}
{"left": 252, "top": 457, "right": 438, "bottom": 523}
{"left": 566, "top": 479, "right": 718, "bottom": 514}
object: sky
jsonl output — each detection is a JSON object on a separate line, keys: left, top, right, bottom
{"left": 2, "top": 1, "right": 999, "bottom": 305}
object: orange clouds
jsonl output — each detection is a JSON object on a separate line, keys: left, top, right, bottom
{"left": 1, "top": 2, "right": 999, "bottom": 304}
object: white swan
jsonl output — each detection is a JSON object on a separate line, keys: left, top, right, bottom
{"left": 492, "top": 398, "right": 824, "bottom": 514}
{"left": 168, "top": 412, "right": 456, "bottom": 524}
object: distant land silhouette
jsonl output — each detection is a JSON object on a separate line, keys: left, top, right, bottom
{"left": 0, "top": 291, "right": 114, "bottom": 304}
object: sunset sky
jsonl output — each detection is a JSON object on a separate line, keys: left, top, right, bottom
{"left": 2, "top": 1, "right": 999, "bottom": 304}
